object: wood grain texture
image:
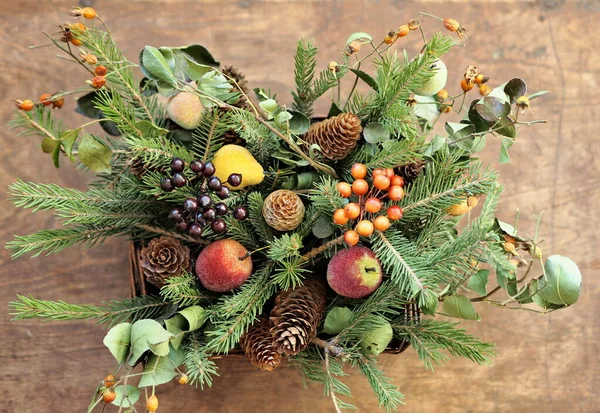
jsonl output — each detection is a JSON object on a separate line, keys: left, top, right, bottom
{"left": 0, "top": 0, "right": 598, "bottom": 412}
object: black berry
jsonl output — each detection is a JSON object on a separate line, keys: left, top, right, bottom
{"left": 203, "top": 161, "right": 216, "bottom": 177}
{"left": 183, "top": 198, "right": 199, "bottom": 213}
{"left": 198, "top": 194, "right": 212, "bottom": 208}
{"left": 175, "top": 220, "right": 189, "bottom": 231}
{"left": 160, "top": 177, "right": 174, "bottom": 192}
{"left": 207, "top": 176, "right": 222, "bottom": 191}
{"left": 188, "top": 223, "right": 203, "bottom": 238}
{"left": 197, "top": 217, "right": 207, "bottom": 227}
{"left": 172, "top": 173, "right": 187, "bottom": 187}
{"left": 217, "top": 186, "right": 230, "bottom": 199}
{"left": 215, "top": 202, "right": 228, "bottom": 215}
{"left": 203, "top": 207, "right": 216, "bottom": 221}
{"left": 227, "top": 173, "right": 242, "bottom": 187}
{"left": 211, "top": 218, "right": 227, "bottom": 234}
{"left": 170, "top": 157, "right": 185, "bottom": 173}
{"left": 190, "top": 160, "right": 205, "bottom": 174}
{"left": 233, "top": 206, "right": 248, "bottom": 221}
{"left": 168, "top": 207, "right": 184, "bottom": 223}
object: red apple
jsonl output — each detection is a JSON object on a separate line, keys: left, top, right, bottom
{"left": 327, "top": 246, "right": 382, "bottom": 298}
{"left": 196, "top": 239, "right": 252, "bottom": 292}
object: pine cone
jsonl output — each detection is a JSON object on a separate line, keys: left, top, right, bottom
{"left": 397, "top": 161, "right": 425, "bottom": 185}
{"left": 270, "top": 276, "right": 326, "bottom": 356}
{"left": 222, "top": 65, "right": 250, "bottom": 109}
{"left": 240, "top": 317, "right": 282, "bottom": 371}
{"left": 140, "top": 236, "right": 191, "bottom": 287}
{"left": 127, "top": 156, "right": 150, "bottom": 177}
{"left": 262, "top": 190, "right": 305, "bottom": 232}
{"left": 303, "top": 113, "right": 362, "bottom": 161}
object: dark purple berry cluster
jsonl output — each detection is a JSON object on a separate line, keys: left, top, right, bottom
{"left": 163, "top": 157, "right": 248, "bottom": 238}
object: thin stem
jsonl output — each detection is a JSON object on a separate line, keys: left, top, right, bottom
{"left": 135, "top": 224, "right": 210, "bottom": 245}
{"left": 301, "top": 235, "right": 345, "bottom": 261}
{"left": 324, "top": 350, "right": 343, "bottom": 413}
{"left": 343, "top": 61, "right": 361, "bottom": 110}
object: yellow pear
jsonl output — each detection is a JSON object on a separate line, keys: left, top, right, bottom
{"left": 212, "top": 145, "right": 264, "bottom": 190}
{"left": 167, "top": 91, "right": 205, "bottom": 130}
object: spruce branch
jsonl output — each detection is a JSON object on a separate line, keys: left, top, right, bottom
{"left": 191, "top": 109, "right": 231, "bottom": 162}
{"left": 160, "top": 272, "right": 213, "bottom": 307}
{"left": 182, "top": 333, "right": 219, "bottom": 388}
{"left": 247, "top": 192, "right": 274, "bottom": 242}
{"left": 352, "top": 357, "right": 404, "bottom": 412}
{"left": 291, "top": 39, "right": 318, "bottom": 117}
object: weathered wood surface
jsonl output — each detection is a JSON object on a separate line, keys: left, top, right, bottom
{"left": 0, "top": 0, "right": 598, "bottom": 412}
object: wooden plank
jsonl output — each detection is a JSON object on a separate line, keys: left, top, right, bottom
{"left": 0, "top": 1, "right": 598, "bottom": 412}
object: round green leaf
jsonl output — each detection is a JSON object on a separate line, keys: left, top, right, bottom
{"left": 312, "top": 214, "right": 335, "bottom": 239}
{"left": 139, "top": 46, "right": 177, "bottom": 87}
{"left": 538, "top": 255, "right": 582, "bottom": 306}
{"left": 442, "top": 295, "right": 480, "bottom": 320}
{"left": 129, "top": 319, "right": 173, "bottom": 365}
{"left": 323, "top": 307, "right": 353, "bottom": 335}
{"left": 289, "top": 111, "right": 310, "bottom": 135}
{"left": 78, "top": 134, "right": 113, "bottom": 174}
{"left": 111, "top": 385, "right": 140, "bottom": 408}
{"left": 103, "top": 322, "right": 132, "bottom": 364}
{"left": 363, "top": 122, "right": 390, "bottom": 144}
{"left": 468, "top": 269, "right": 490, "bottom": 296}
{"left": 345, "top": 32, "right": 372, "bottom": 46}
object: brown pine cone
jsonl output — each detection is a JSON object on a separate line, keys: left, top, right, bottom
{"left": 127, "top": 156, "right": 150, "bottom": 177}
{"left": 222, "top": 65, "right": 250, "bottom": 110}
{"left": 270, "top": 276, "right": 326, "bottom": 356}
{"left": 240, "top": 318, "right": 282, "bottom": 371}
{"left": 397, "top": 161, "right": 425, "bottom": 185}
{"left": 262, "top": 190, "right": 305, "bottom": 232}
{"left": 140, "top": 236, "right": 191, "bottom": 287}
{"left": 303, "top": 113, "right": 362, "bottom": 161}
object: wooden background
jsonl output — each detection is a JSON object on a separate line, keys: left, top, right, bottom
{"left": 1, "top": 0, "right": 598, "bottom": 412}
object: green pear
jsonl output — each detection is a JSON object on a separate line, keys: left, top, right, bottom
{"left": 167, "top": 91, "right": 205, "bottom": 130}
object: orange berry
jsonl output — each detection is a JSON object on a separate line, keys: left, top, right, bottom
{"left": 95, "top": 65, "right": 108, "bottom": 76}
{"left": 384, "top": 31, "right": 397, "bottom": 45}
{"left": 344, "top": 230, "right": 359, "bottom": 246}
{"left": 81, "top": 52, "right": 98, "bottom": 65}
{"left": 373, "top": 175, "right": 390, "bottom": 191}
{"left": 397, "top": 24, "right": 410, "bottom": 37}
{"left": 91, "top": 76, "right": 106, "bottom": 89}
{"left": 356, "top": 220, "right": 374, "bottom": 237}
{"left": 385, "top": 168, "right": 394, "bottom": 179}
{"left": 351, "top": 163, "right": 367, "bottom": 179}
{"left": 475, "top": 74, "right": 489, "bottom": 85}
{"left": 333, "top": 209, "right": 349, "bottom": 225}
{"left": 52, "top": 96, "right": 64, "bottom": 109}
{"left": 373, "top": 215, "right": 391, "bottom": 231}
{"left": 70, "top": 37, "right": 83, "bottom": 46}
{"left": 388, "top": 185, "right": 405, "bottom": 201}
{"left": 177, "top": 373, "right": 188, "bottom": 385}
{"left": 347, "top": 40, "right": 362, "bottom": 55}
{"left": 39, "top": 93, "right": 53, "bottom": 106}
{"left": 82, "top": 7, "right": 97, "bottom": 19}
{"left": 390, "top": 175, "right": 405, "bottom": 187}
{"left": 372, "top": 168, "right": 386, "bottom": 178}
{"left": 16, "top": 100, "right": 34, "bottom": 111}
{"left": 441, "top": 105, "right": 452, "bottom": 113}
{"left": 461, "top": 79, "right": 474, "bottom": 92}
{"left": 70, "top": 22, "right": 87, "bottom": 33}
{"left": 344, "top": 203, "right": 361, "bottom": 219}
{"left": 102, "top": 389, "right": 116, "bottom": 403}
{"left": 443, "top": 18, "right": 460, "bottom": 32}
{"left": 103, "top": 374, "right": 116, "bottom": 388}
{"left": 437, "top": 89, "right": 449, "bottom": 102}
{"left": 479, "top": 84, "right": 491, "bottom": 96}
{"left": 352, "top": 179, "right": 369, "bottom": 195}
{"left": 147, "top": 394, "right": 159, "bottom": 412}
{"left": 337, "top": 182, "right": 352, "bottom": 198}
{"left": 387, "top": 205, "right": 403, "bottom": 221}
{"left": 364, "top": 197, "right": 382, "bottom": 213}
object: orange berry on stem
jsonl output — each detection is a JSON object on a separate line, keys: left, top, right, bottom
{"left": 351, "top": 163, "right": 367, "bottom": 179}
{"left": 52, "top": 96, "right": 64, "bottom": 109}
{"left": 475, "top": 74, "right": 489, "bottom": 85}
{"left": 70, "top": 37, "right": 83, "bottom": 46}
{"left": 337, "top": 182, "right": 352, "bottom": 198}
{"left": 479, "top": 84, "right": 491, "bottom": 96}
{"left": 356, "top": 220, "right": 374, "bottom": 237}
{"left": 95, "top": 65, "right": 108, "bottom": 76}
{"left": 91, "top": 76, "right": 106, "bottom": 89}
{"left": 443, "top": 17, "right": 460, "bottom": 32}
{"left": 102, "top": 389, "right": 116, "bottom": 403}
{"left": 461, "top": 78, "right": 474, "bottom": 92}
{"left": 387, "top": 205, "right": 403, "bottom": 221}
{"left": 333, "top": 209, "right": 349, "bottom": 225}
{"left": 70, "top": 22, "right": 87, "bottom": 32}
{"left": 344, "top": 203, "right": 361, "bottom": 219}
{"left": 39, "top": 93, "right": 53, "bottom": 106}
{"left": 82, "top": 7, "right": 97, "bottom": 19}
{"left": 373, "top": 175, "right": 390, "bottom": 191}
{"left": 385, "top": 168, "right": 394, "bottom": 179}
{"left": 352, "top": 179, "right": 369, "bottom": 195}
{"left": 147, "top": 394, "right": 159, "bottom": 412}
{"left": 365, "top": 197, "right": 382, "bottom": 213}
{"left": 373, "top": 215, "right": 391, "bottom": 231}
{"left": 397, "top": 24, "right": 410, "bottom": 37}
{"left": 437, "top": 89, "right": 449, "bottom": 102}
{"left": 390, "top": 175, "right": 405, "bottom": 187}
{"left": 103, "top": 374, "right": 116, "bottom": 388}
{"left": 177, "top": 373, "right": 189, "bottom": 384}
{"left": 372, "top": 168, "right": 386, "bottom": 178}
{"left": 384, "top": 31, "right": 397, "bottom": 45}
{"left": 16, "top": 100, "right": 34, "bottom": 111}
{"left": 344, "top": 230, "right": 359, "bottom": 246}
{"left": 388, "top": 185, "right": 405, "bottom": 201}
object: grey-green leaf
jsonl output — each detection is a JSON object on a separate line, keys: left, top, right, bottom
{"left": 179, "top": 306, "right": 208, "bottom": 332}
{"left": 468, "top": 269, "right": 489, "bottom": 296}
{"left": 103, "top": 323, "right": 132, "bottom": 364}
{"left": 138, "top": 346, "right": 184, "bottom": 387}
{"left": 323, "top": 307, "right": 354, "bottom": 335}
{"left": 312, "top": 214, "right": 335, "bottom": 239}
{"left": 139, "top": 46, "right": 177, "bottom": 87}
{"left": 78, "top": 134, "right": 112, "bottom": 174}
{"left": 363, "top": 122, "right": 390, "bottom": 144}
{"left": 537, "top": 255, "right": 582, "bottom": 306}
{"left": 111, "top": 385, "right": 140, "bottom": 408}
{"left": 442, "top": 295, "right": 480, "bottom": 320}
{"left": 129, "top": 319, "right": 173, "bottom": 365}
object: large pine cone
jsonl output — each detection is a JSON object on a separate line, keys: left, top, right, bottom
{"left": 303, "top": 113, "right": 362, "bottom": 161}
{"left": 270, "top": 276, "right": 327, "bottom": 356}
{"left": 262, "top": 190, "right": 305, "bottom": 232}
{"left": 222, "top": 65, "right": 250, "bottom": 110}
{"left": 140, "top": 236, "right": 191, "bottom": 287}
{"left": 240, "top": 318, "right": 282, "bottom": 371}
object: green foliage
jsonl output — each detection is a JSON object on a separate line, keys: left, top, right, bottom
{"left": 352, "top": 357, "right": 404, "bottom": 412}
{"left": 160, "top": 272, "right": 213, "bottom": 307}
{"left": 183, "top": 333, "right": 219, "bottom": 388}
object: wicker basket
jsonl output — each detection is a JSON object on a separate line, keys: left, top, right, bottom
{"left": 128, "top": 240, "right": 418, "bottom": 355}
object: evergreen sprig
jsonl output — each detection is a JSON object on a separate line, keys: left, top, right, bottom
{"left": 182, "top": 332, "right": 219, "bottom": 388}
{"left": 160, "top": 272, "right": 213, "bottom": 307}
{"left": 352, "top": 357, "right": 404, "bottom": 412}
{"left": 291, "top": 40, "right": 318, "bottom": 117}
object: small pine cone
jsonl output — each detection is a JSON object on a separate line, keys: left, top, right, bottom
{"left": 222, "top": 65, "right": 250, "bottom": 109}
{"left": 397, "top": 161, "right": 425, "bottom": 185}
{"left": 303, "top": 113, "right": 362, "bottom": 161}
{"left": 270, "top": 276, "right": 326, "bottom": 356}
{"left": 127, "top": 156, "right": 149, "bottom": 177}
{"left": 140, "top": 236, "right": 191, "bottom": 287}
{"left": 240, "top": 318, "right": 282, "bottom": 371}
{"left": 262, "top": 190, "right": 305, "bottom": 232}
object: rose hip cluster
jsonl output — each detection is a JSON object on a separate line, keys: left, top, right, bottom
{"left": 334, "top": 163, "right": 405, "bottom": 246}
{"left": 161, "top": 157, "right": 248, "bottom": 238}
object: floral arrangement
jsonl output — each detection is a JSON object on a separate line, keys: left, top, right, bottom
{"left": 8, "top": 7, "right": 583, "bottom": 412}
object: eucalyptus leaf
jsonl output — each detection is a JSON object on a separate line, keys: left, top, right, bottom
{"left": 499, "top": 137, "right": 515, "bottom": 164}
{"left": 413, "top": 94, "right": 439, "bottom": 124}
{"left": 148, "top": 340, "right": 171, "bottom": 357}
{"left": 495, "top": 118, "right": 516, "bottom": 138}
{"left": 259, "top": 99, "right": 278, "bottom": 115}
{"left": 528, "top": 90, "right": 550, "bottom": 101}
{"left": 475, "top": 96, "right": 511, "bottom": 122}
{"left": 103, "top": 322, "right": 132, "bottom": 364}
{"left": 423, "top": 134, "right": 446, "bottom": 156}
{"left": 111, "top": 385, "right": 140, "bottom": 408}
{"left": 312, "top": 214, "right": 335, "bottom": 239}
{"left": 136, "top": 120, "right": 169, "bottom": 137}
{"left": 442, "top": 295, "right": 480, "bottom": 320}
{"left": 78, "top": 135, "right": 112, "bottom": 174}
{"left": 349, "top": 68, "right": 378, "bottom": 91}
{"left": 183, "top": 55, "right": 213, "bottom": 82}
{"left": 41, "top": 138, "right": 59, "bottom": 154}
{"left": 468, "top": 269, "right": 489, "bottom": 296}
{"left": 140, "top": 77, "right": 159, "bottom": 96}
{"left": 164, "top": 314, "right": 186, "bottom": 349}
{"left": 288, "top": 111, "right": 310, "bottom": 135}
{"left": 327, "top": 102, "right": 343, "bottom": 118}
{"left": 175, "top": 44, "right": 220, "bottom": 67}
{"left": 537, "top": 255, "right": 582, "bottom": 306}
{"left": 196, "top": 70, "right": 233, "bottom": 107}
{"left": 60, "top": 129, "right": 78, "bottom": 161}
{"left": 178, "top": 306, "right": 208, "bottom": 332}
{"left": 363, "top": 122, "right": 390, "bottom": 144}
{"left": 129, "top": 319, "right": 173, "bottom": 365}
{"left": 139, "top": 46, "right": 177, "bottom": 87}
{"left": 138, "top": 354, "right": 178, "bottom": 387}
{"left": 323, "top": 307, "right": 354, "bottom": 335}
{"left": 345, "top": 32, "right": 372, "bottom": 46}
{"left": 503, "top": 78, "right": 527, "bottom": 104}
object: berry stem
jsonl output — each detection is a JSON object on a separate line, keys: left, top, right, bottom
{"left": 301, "top": 235, "right": 345, "bottom": 261}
